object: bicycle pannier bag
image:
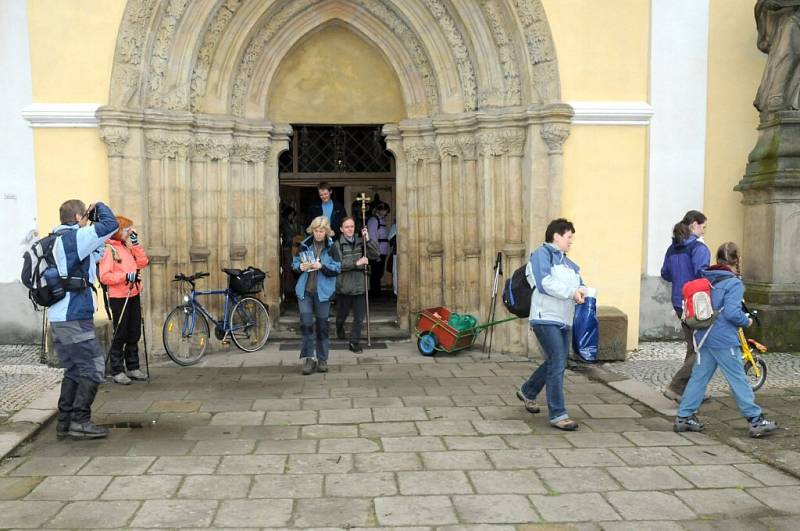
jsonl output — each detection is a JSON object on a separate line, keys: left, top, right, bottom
{"left": 229, "top": 266, "right": 266, "bottom": 294}
{"left": 681, "top": 278, "right": 716, "bottom": 329}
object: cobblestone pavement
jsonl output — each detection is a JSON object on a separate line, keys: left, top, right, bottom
{"left": 0, "top": 345, "right": 62, "bottom": 417}
{"left": 1, "top": 343, "right": 799, "bottom": 529}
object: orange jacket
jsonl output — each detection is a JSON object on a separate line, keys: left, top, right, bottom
{"left": 98, "top": 240, "right": 149, "bottom": 298}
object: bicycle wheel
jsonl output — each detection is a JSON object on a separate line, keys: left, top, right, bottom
{"left": 163, "top": 305, "right": 210, "bottom": 366}
{"left": 230, "top": 297, "right": 271, "bottom": 352}
{"left": 744, "top": 355, "right": 767, "bottom": 392}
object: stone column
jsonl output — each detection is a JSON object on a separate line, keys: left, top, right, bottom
{"left": 436, "top": 134, "right": 461, "bottom": 309}
{"left": 540, "top": 122, "right": 571, "bottom": 223}
{"left": 384, "top": 125, "right": 411, "bottom": 329}
{"left": 459, "top": 134, "right": 481, "bottom": 312}
{"left": 736, "top": 112, "right": 800, "bottom": 349}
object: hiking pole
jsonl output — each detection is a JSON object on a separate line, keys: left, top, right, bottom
{"left": 40, "top": 309, "right": 48, "bottom": 365}
{"left": 141, "top": 315, "right": 150, "bottom": 383}
{"left": 483, "top": 252, "right": 503, "bottom": 357}
{"left": 356, "top": 192, "right": 372, "bottom": 347}
{"left": 105, "top": 283, "right": 132, "bottom": 376}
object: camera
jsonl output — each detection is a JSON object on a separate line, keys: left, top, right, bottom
{"left": 83, "top": 204, "right": 99, "bottom": 222}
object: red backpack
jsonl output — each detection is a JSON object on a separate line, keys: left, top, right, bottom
{"left": 681, "top": 278, "right": 719, "bottom": 329}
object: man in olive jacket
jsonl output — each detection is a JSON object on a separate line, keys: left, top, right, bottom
{"left": 335, "top": 217, "right": 379, "bottom": 352}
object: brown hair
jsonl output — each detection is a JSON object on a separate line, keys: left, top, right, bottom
{"left": 112, "top": 215, "right": 133, "bottom": 240}
{"left": 59, "top": 199, "right": 86, "bottom": 224}
{"left": 716, "top": 242, "right": 740, "bottom": 269}
{"left": 340, "top": 216, "right": 355, "bottom": 228}
{"left": 672, "top": 210, "right": 707, "bottom": 240}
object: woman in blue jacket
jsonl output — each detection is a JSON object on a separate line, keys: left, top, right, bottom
{"left": 674, "top": 242, "right": 777, "bottom": 438}
{"left": 292, "top": 216, "right": 341, "bottom": 375}
{"left": 660, "top": 210, "right": 711, "bottom": 402}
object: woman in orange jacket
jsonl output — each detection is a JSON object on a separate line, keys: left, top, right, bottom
{"left": 98, "top": 216, "right": 149, "bottom": 385}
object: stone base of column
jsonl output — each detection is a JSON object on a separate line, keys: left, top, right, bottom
{"left": 744, "top": 282, "right": 800, "bottom": 351}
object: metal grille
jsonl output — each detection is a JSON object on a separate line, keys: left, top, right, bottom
{"left": 279, "top": 125, "right": 391, "bottom": 173}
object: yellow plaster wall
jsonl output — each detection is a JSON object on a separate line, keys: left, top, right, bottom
{"left": 703, "top": 0, "right": 762, "bottom": 256}
{"left": 268, "top": 25, "right": 406, "bottom": 123}
{"left": 543, "top": 0, "right": 650, "bottom": 101}
{"left": 561, "top": 127, "right": 648, "bottom": 349}
{"left": 33, "top": 130, "right": 110, "bottom": 234}
{"left": 27, "top": 0, "right": 125, "bottom": 103}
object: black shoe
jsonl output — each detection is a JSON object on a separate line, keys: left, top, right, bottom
{"left": 317, "top": 359, "right": 328, "bottom": 373}
{"left": 349, "top": 342, "right": 363, "bottom": 353}
{"left": 56, "top": 377, "right": 79, "bottom": 441}
{"left": 336, "top": 327, "right": 345, "bottom": 340}
{"left": 69, "top": 377, "right": 107, "bottom": 439}
{"left": 68, "top": 420, "right": 109, "bottom": 439}
{"left": 301, "top": 357, "right": 316, "bottom": 375}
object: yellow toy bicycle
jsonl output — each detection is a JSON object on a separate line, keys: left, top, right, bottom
{"left": 740, "top": 301, "right": 767, "bottom": 391}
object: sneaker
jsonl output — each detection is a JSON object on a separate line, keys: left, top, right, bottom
{"left": 551, "top": 418, "right": 579, "bottom": 431}
{"left": 748, "top": 416, "right": 778, "bottom": 438}
{"left": 516, "top": 389, "right": 540, "bottom": 413}
{"left": 317, "top": 359, "right": 328, "bottom": 373}
{"left": 126, "top": 369, "right": 147, "bottom": 381}
{"left": 673, "top": 414, "right": 704, "bottom": 433}
{"left": 301, "top": 357, "right": 316, "bottom": 375}
{"left": 336, "top": 327, "right": 346, "bottom": 340}
{"left": 112, "top": 372, "right": 131, "bottom": 385}
{"left": 662, "top": 388, "right": 682, "bottom": 403}
{"left": 349, "top": 342, "right": 363, "bottom": 353}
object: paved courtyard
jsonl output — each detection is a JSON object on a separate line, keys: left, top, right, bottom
{"left": 1, "top": 342, "right": 800, "bottom": 529}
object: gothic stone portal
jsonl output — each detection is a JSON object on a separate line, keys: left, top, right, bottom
{"left": 99, "top": 0, "right": 572, "bottom": 354}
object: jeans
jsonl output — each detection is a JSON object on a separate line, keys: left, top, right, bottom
{"left": 677, "top": 346, "right": 762, "bottom": 420}
{"left": 521, "top": 323, "right": 571, "bottom": 422}
{"left": 335, "top": 293, "right": 366, "bottom": 343}
{"left": 298, "top": 291, "right": 331, "bottom": 361}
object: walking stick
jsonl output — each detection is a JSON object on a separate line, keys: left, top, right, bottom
{"left": 141, "top": 315, "right": 150, "bottom": 383}
{"left": 40, "top": 309, "right": 48, "bottom": 365}
{"left": 356, "top": 192, "right": 372, "bottom": 347}
{"left": 483, "top": 252, "right": 503, "bottom": 357}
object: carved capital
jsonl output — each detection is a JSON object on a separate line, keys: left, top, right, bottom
{"left": 540, "top": 123, "right": 570, "bottom": 154}
{"left": 457, "top": 134, "right": 478, "bottom": 161}
{"left": 230, "top": 244, "right": 248, "bottom": 261}
{"left": 145, "top": 132, "right": 193, "bottom": 160}
{"left": 436, "top": 135, "right": 460, "bottom": 159}
{"left": 403, "top": 138, "right": 432, "bottom": 163}
{"left": 100, "top": 127, "right": 129, "bottom": 158}
{"left": 193, "top": 135, "right": 233, "bottom": 161}
{"left": 477, "top": 129, "right": 524, "bottom": 157}
{"left": 232, "top": 137, "right": 270, "bottom": 163}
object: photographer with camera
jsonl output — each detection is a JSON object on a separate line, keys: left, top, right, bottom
{"left": 50, "top": 200, "right": 119, "bottom": 440}
{"left": 99, "top": 216, "right": 149, "bottom": 385}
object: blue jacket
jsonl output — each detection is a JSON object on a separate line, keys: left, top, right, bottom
{"left": 49, "top": 202, "right": 119, "bottom": 322}
{"left": 292, "top": 236, "right": 341, "bottom": 302}
{"left": 526, "top": 243, "right": 583, "bottom": 327}
{"left": 661, "top": 235, "right": 710, "bottom": 312}
{"left": 693, "top": 267, "right": 750, "bottom": 349}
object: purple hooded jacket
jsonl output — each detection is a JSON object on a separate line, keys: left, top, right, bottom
{"left": 660, "top": 235, "right": 711, "bottom": 313}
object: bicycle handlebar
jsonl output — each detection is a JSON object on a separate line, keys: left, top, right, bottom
{"left": 173, "top": 272, "right": 210, "bottom": 283}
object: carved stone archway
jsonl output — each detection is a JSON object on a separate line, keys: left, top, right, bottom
{"left": 99, "top": 0, "right": 573, "bottom": 353}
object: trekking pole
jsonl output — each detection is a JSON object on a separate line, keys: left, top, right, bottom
{"left": 105, "top": 283, "right": 132, "bottom": 375}
{"left": 40, "top": 309, "right": 48, "bottom": 365}
{"left": 356, "top": 192, "right": 372, "bottom": 347}
{"left": 141, "top": 315, "right": 150, "bottom": 383}
{"left": 483, "top": 252, "right": 503, "bottom": 357}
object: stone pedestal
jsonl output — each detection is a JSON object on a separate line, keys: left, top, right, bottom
{"left": 735, "top": 112, "right": 800, "bottom": 350}
{"left": 596, "top": 306, "right": 628, "bottom": 362}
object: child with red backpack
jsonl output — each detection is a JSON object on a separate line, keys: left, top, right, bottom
{"left": 673, "top": 242, "right": 777, "bottom": 438}
{"left": 660, "top": 210, "right": 711, "bottom": 402}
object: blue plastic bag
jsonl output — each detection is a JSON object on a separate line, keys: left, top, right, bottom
{"left": 572, "top": 288, "right": 598, "bottom": 362}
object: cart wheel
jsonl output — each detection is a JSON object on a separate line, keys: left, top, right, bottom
{"left": 417, "top": 332, "right": 437, "bottom": 356}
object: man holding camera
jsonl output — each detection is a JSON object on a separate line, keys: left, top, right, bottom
{"left": 50, "top": 200, "right": 118, "bottom": 440}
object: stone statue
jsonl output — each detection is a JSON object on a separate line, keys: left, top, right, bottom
{"left": 754, "top": 0, "right": 800, "bottom": 114}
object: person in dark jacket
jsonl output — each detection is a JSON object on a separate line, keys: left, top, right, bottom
{"left": 306, "top": 182, "right": 347, "bottom": 238}
{"left": 334, "top": 217, "right": 379, "bottom": 353}
{"left": 660, "top": 210, "right": 711, "bottom": 402}
{"left": 50, "top": 200, "right": 119, "bottom": 440}
{"left": 366, "top": 202, "right": 391, "bottom": 297}
{"left": 674, "top": 242, "right": 778, "bottom": 439}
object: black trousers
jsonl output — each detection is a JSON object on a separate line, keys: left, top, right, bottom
{"left": 369, "top": 255, "right": 387, "bottom": 295}
{"left": 336, "top": 294, "right": 366, "bottom": 343}
{"left": 109, "top": 295, "right": 141, "bottom": 375}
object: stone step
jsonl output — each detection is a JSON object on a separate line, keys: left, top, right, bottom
{"left": 271, "top": 320, "right": 411, "bottom": 341}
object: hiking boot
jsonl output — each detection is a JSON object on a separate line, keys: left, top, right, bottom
{"left": 56, "top": 377, "right": 78, "bottom": 441}
{"left": 748, "top": 416, "right": 778, "bottom": 438}
{"left": 551, "top": 418, "right": 579, "bottom": 431}
{"left": 126, "top": 369, "right": 147, "bottom": 381}
{"left": 516, "top": 389, "right": 540, "bottom": 413}
{"left": 317, "top": 359, "right": 328, "bottom": 373}
{"left": 336, "top": 326, "right": 346, "bottom": 340}
{"left": 662, "top": 388, "right": 682, "bottom": 403}
{"left": 68, "top": 420, "right": 109, "bottom": 439}
{"left": 673, "top": 414, "right": 704, "bottom": 433}
{"left": 349, "top": 342, "right": 363, "bottom": 353}
{"left": 301, "top": 357, "right": 316, "bottom": 375}
{"left": 112, "top": 372, "right": 132, "bottom": 385}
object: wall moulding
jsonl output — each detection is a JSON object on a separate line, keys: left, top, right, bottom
{"left": 568, "top": 101, "right": 654, "bottom": 126}
{"left": 21, "top": 103, "right": 102, "bottom": 128}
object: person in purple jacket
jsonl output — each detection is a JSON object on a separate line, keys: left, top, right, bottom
{"left": 660, "top": 210, "right": 711, "bottom": 403}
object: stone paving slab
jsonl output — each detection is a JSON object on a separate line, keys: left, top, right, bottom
{"left": 0, "top": 341, "right": 798, "bottom": 529}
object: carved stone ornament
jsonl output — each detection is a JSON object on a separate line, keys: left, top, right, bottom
{"left": 110, "top": 0, "right": 159, "bottom": 107}
{"left": 513, "top": 0, "right": 560, "bottom": 102}
{"left": 754, "top": 0, "right": 800, "bottom": 114}
{"left": 436, "top": 135, "right": 461, "bottom": 159}
{"left": 193, "top": 135, "right": 233, "bottom": 161}
{"left": 480, "top": 0, "right": 522, "bottom": 106}
{"left": 145, "top": 131, "right": 193, "bottom": 160}
{"left": 403, "top": 138, "right": 431, "bottom": 163}
{"left": 540, "top": 123, "right": 570, "bottom": 154}
{"left": 231, "top": 137, "right": 271, "bottom": 163}
{"left": 147, "top": 0, "right": 190, "bottom": 108}
{"left": 100, "top": 127, "right": 130, "bottom": 157}
{"left": 191, "top": 0, "right": 242, "bottom": 113}
{"left": 457, "top": 134, "right": 478, "bottom": 161}
{"left": 477, "top": 129, "right": 526, "bottom": 157}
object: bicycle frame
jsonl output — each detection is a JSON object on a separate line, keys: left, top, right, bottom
{"left": 738, "top": 327, "right": 766, "bottom": 378}
{"left": 181, "top": 287, "right": 239, "bottom": 338}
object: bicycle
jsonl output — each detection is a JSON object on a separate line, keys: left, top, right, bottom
{"left": 740, "top": 301, "right": 768, "bottom": 392}
{"left": 162, "top": 268, "right": 271, "bottom": 366}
